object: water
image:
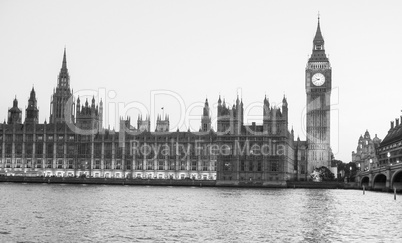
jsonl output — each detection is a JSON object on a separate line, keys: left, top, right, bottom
{"left": 0, "top": 183, "right": 401, "bottom": 242}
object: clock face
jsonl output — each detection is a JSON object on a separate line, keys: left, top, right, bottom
{"left": 312, "top": 73, "right": 325, "bottom": 86}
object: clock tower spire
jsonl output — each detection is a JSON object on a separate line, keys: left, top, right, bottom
{"left": 305, "top": 16, "right": 332, "bottom": 173}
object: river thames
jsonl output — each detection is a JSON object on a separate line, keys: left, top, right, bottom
{"left": 0, "top": 183, "right": 400, "bottom": 242}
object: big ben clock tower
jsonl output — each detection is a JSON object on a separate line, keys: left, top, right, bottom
{"left": 306, "top": 17, "right": 332, "bottom": 173}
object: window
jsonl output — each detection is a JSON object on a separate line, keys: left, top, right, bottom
{"left": 105, "top": 160, "right": 112, "bottom": 169}
{"left": 26, "top": 159, "right": 32, "bottom": 168}
{"left": 95, "top": 160, "right": 101, "bottom": 169}
{"left": 271, "top": 161, "right": 278, "bottom": 172}
{"left": 57, "top": 159, "right": 63, "bottom": 169}
{"left": 169, "top": 161, "right": 175, "bottom": 170}
{"left": 191, "top": 161, "right": 197, "bottom": 171}
{"left": 36, "top": 143, "right": 43, "bottom": 155}
{"left": 257, "top": 161, "right": 262, "bottom": 171}
{"left": 116, "top": 160, "right": 121, "bottom": 170}
{"left": 15, "top": 144, "right": 22, "bottom": 155}
{"left": 147, "top": 160, "right": 153, "bottom": 170}
{"left": 68, "top": 159, "right": 74, "bottom": 169}
{"left": 126, "top": 160, "right": 131, "bottom": 170}
{"left": 47, "top": 143, "right": 53, "bottom": 156}
{"left": 180, "top": 160, "right": 186, "bottom": 170}
{"left": 6, "top": 159, "right": 11, "bottom": 168}
{"left": 57, "top": 143, "right": 64, "bottom": 156}
{"left": 135, "top": 161, "right": 143, "bottom": 170}
{"left": 36, "top": 159, "right": 42, "bottom": 168}
{"left": 5, "top": 144, "right": 12, "bottom": 157}
{"left": 46, "top": 159, "right": 52, "bottom": 168}
{"left": 211, "top": 161, "right": 216, "bottom": 171}
{"left": 202, "top": 161, "right": 208, "bottom": 171}
{"left": 26, "top": 143, "right": 33, "bottom": 156}
{"left": 249, "top": 161, "right": 254, "bottom": 171}
{"left": 67, "top": 144, "right": 75, "bottom": 155}
{"left": 16, "top": 159, "right": 22, "bottom": 168}
{"left": 158, "top": 160, "right": 164, "bottom": 170}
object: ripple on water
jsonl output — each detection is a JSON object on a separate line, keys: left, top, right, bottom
{"left": 0, "top": 185, "right": 401, "bottom": 242}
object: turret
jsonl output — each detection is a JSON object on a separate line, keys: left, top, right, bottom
{"left": 8, "top": 96, "right": 22, "bottom": 124}
{"left": 137, "top": 114, "right": 150, "bottom": 132}
{"left": 201, "top": 98, "right": 211, "bottom": 132}
{"left": 156, "top": 113, "right": 169, "bottom": 132}
{"left": 76, "top": 96, "right": 81, "bottom": 113}
{"left": 282, "top": 95, "right": 288, "bottom": 118}
{"left": 91, "top": 96, "right": 95, "bottom": 109}
{"left": 25, "top": 87, "right": 39, "bottom": 124}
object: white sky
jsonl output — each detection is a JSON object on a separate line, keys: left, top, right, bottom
{"left": 1, "top": 0, "right": 402, "bottom": 163}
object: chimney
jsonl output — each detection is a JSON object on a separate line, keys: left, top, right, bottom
{"left": 397, "top": 118, "right": 400, "bottom": 127}
{"left": 391, "top": 121, "right": 394, "bottom": 129}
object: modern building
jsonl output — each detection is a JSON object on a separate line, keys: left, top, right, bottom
{"left": 0, "top": 18, "right": 332, "bottom": 183}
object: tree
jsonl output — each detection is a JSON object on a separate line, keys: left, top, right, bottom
{"left": 310, "top": 166, "right": 335, "bottom": 181}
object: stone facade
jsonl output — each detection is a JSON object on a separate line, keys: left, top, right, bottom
{"left": 0, "top": 18, "right": 332, "bottom": 183}
{"left": 352, "top": 130, "right": 381, "bottom": 171}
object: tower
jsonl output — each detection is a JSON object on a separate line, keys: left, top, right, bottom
{"left": 305, "top": 17, "right": 332, "bottom": 172}
{"left": 49, "top": 48, "right": 75, "bottom": 124}
{"left": 25, "top": 87, "right": 39, "bottom": 124}
{"left": 8, "top": 96, "right": 22, "bottom": 124}
{"left": 137, "top": 115, "right": 150, "bottom": 131}
{"left": 201, "top": 98, "right": 211, "bottom": 132}
{"left": 75, "top": 96, "right": 102, "bottom": 131}
{"left": 155, "top": 114, "right": 169, "bottom": 132}
{"left": 217, "top": 95, "right": 243, "bottom": 135}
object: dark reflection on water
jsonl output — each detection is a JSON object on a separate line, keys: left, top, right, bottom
{"left": 0, "top": 183, "right": 401, "bottom": 242}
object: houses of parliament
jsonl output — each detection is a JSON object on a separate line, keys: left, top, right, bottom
{"left": 0, "top": 19, "right": 332, "bottom": 185}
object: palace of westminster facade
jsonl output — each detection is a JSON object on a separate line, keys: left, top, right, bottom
{"left": 0, "top": 19, "right": 332, "bottom": 184}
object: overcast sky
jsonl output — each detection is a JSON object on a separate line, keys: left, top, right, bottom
{"left": 1, "top": 0, "right": 402, "bottom": 162}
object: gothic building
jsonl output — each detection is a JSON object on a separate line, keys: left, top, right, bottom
{"left": 0, "top": 18, "right": 332, "bottom": 182}
{"left": 352, "top": 130, "right": 381, "bottom": 171}
{"left": 303, "top": 17, "right": 332, "bottom": 174}
{"left": 376, "top": 116, "right": 402, "bottom": 167}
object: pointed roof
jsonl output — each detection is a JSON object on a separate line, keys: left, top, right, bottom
{"left": 313, "top": 17, "right": 324, "bottom": 45}
{"left": 9, "top": 96, "right": 21, "bottom": 113}
{"left": 62, "top": 47, "right": 67, "bottom": 70}
{"left": 308, "top": 16, "right": 328, "bottom": 62}
{"left": 29, "top": 87, "right": 36, "bottom": 99}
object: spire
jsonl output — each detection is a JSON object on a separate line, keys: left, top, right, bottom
{"left": 30, "top": 86, "right": 35, "bottom": 99}
{"left": 57, "top": 47, "right": 70, "bottom": 88}
{"left": 313, "top": 15, "right": 324, "bottom": 46}
{"left": 309, "top": 15, "right": 328, "bottom": 62}
{"left": 218, "top": 95, "right": 222, "bottom": 104}
{"left": 13, "top": 96, "right": 18, "bottom": 107}
{"left": 60, "top": 47, "right": 67, "bottom": 71}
